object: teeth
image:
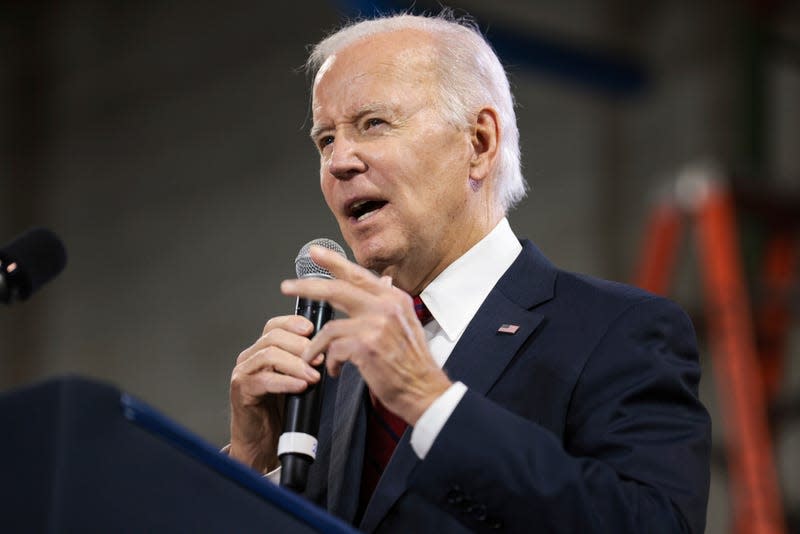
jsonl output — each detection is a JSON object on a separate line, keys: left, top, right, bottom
{"left": 349, "top": 199, "right": 383, "bottom": 222}
{"left": 351, "top": 200, "right": 368, "bottom": 212}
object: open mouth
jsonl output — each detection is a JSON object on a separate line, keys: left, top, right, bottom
{"left": 348, "top": 199, "right": 388, "bottom": 222}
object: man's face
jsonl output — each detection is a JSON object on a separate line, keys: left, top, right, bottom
{"left": 311, "top": 30, "right": 479, "bottom": 293}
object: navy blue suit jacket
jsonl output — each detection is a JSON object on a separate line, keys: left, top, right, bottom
{"left": 302, "top": 240, "right": 711, "bottom": 533}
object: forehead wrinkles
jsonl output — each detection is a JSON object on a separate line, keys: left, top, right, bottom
{"left": 311, "top": 69, "right": 386, "bottom": 125}
{"left": 312, "top": 41, "right": 440, "bottom": 123}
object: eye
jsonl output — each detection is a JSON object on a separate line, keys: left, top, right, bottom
{"left": 318, "top": 135, "right": 334, "bottom": 150}
{"left": 364, "top": 117, "right": 385, "bottom": 130}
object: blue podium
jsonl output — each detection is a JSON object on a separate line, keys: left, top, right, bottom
{"left": 0, "top": 376, "right": 357, "bottom": 533}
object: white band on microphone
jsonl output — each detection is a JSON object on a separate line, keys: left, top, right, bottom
{"left": 277, "top": 432, "right": 318, "bottom": 460}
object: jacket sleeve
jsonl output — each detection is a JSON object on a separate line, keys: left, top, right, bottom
{"left": 406, "top": 297, "right": 711, "bottom": 533}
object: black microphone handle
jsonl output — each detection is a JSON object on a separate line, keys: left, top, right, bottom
{"left": 279, "top": 296, "right": 333, "bottom": 492}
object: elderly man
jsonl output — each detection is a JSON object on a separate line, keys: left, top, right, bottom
{"left": 229, "top": 13, "right": 710, "bottom": 533}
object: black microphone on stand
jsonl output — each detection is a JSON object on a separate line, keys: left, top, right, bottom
{"left": 1, "top": 227, "right": 67, "bottom": 305}
{"left": 279, "top": 238, "right": 346, "bottom": 492}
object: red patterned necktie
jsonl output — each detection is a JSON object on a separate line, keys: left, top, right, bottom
{"left": 358, "top": 296, "right": 433, "bottom": 513}
{"left": 413, "top": 295, "right": 433, "bottom": 325}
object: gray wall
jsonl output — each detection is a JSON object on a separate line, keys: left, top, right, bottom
{"left": 1, "top": 2, "right": 798, "bottom": 532}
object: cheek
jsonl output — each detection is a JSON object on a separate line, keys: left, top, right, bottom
{"left": 320, "top": 174, "right": 337, "bottom": 213}
{"left": 318, "top": 153, "right": 329, "bottom": 187}
{"left": 416, "top": 135, "right": 470, "bottom": 191}
{"left": 416, "top": 124, "right": 470, "bottom": 170}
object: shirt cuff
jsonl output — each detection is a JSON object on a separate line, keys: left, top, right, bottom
{"left": 220, "top": 443, "right": 281, "bottom": 484}
{"left": 264, "top": 466, "right": 281, "bottom": 484}
{"left": 410, "top": 381, "right": 468, "bottom": 460}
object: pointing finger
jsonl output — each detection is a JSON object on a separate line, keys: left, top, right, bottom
{"left": 309, "top": 245, "right": 388, "bottom": 293}
{"left": 281, "top": 277, "right": 373, "bottom": 316}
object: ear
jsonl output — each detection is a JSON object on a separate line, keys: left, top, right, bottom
{"left": 469, "top": 107, "right": 500, "bottom": 183}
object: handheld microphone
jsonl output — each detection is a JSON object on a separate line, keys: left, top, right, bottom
{"left": 1, "top": 227, "right": 67, "bottom": 304}
{"left": 278, "top": 238, "right": 346, "bottom": 492}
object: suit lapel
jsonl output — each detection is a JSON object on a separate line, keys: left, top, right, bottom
{"left": 443, "top": 292, "right": 544, "bottom": 393}
{"left": 327, "top": 362, "right": 366, "bottom": 520}
{"left": 443, "top": 241, "right": 556, "bottom": 394}
{"left": 359, "top": 241, "right": 557, "bottom": 532}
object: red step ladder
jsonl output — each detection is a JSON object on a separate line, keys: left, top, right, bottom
{"left": 634, "top": 166, "right": 789, "bottom": 534}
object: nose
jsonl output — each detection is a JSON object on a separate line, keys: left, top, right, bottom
{"left": 326, "top": 133, "right": 367, "bottom": 180}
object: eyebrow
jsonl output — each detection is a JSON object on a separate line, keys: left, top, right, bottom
{"left": 309, "top": 123, "right": 330, "bottom": 143}
{"left": 309, "top": 103, "right": 395, "bottom": 141}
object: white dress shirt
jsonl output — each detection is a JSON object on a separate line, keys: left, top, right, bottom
{"left": 410, "top": 218, "right": 521, "bottom": 458}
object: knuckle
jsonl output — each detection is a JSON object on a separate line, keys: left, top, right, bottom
{"left": 236, "top": 349, "right": 251, "bottom": 365}
{"left": 379, "top": 299, "right": 403, "bottom": 319}
{"left": 352, "top": 269, "right": 370, "bottom": 286}
{"left": 391, "top": 301, "right": 405, "bottom": 318}
{"left": 263, "top": 318, "right": 275, "bottom": 334}
{"left": 263, "top": 316, "right": 283, "bottom": 335}
{"left": 400, "top": 291, "right": 414, "bottom": 307}
{"left": 375, "top": 313, "right": 392, "bottom": 332}
{"left": 261, "top": 329, "right": 278, "bottom": 344}
{"left": 259, "top": 345, "right": 281, "bottom": 362}
{"left": 253, "top": 346, "right": 269, "bottom": 361}
{"left": 318, "top": 321, "right": 336, "bottom": 337}
{"left": 363, "top": 329, "right": 380, "bottom": 348}
{"left": 230, "top": 370, "right": 245, "bottom": 390}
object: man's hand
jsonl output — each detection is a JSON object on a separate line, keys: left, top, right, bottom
{"left": 229, "top": 315, "right": 323, "bottom": 472}
{"left": 280, "top": 245, "right": 452, "bottom": 426}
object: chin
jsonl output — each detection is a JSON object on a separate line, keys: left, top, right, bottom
{"left": 354, "top": 250, "right": 390, "bottom": 273}
{"left": 350, "top": 240, "right": 401, "bottom": 274}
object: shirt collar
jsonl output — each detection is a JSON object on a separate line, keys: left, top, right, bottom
{"left": 419, "top": 218, "right": 522, "bottom": 341}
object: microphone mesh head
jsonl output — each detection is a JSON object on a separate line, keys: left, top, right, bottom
{"left": 295, "top": 238, "right": 346, "bottom": 279}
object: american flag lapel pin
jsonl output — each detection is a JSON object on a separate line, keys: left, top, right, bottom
{"left": 497, "top": 324, "right": 520, "bottom": 335}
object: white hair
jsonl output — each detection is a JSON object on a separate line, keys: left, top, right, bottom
{"left": 306, "top": 12, "right": 527, "bottom": 212}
